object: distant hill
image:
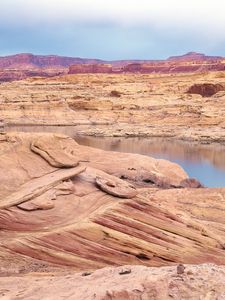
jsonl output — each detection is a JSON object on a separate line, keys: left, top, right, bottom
{"left": 0, "top": 53, "right": 105, "bottom": 69}
{"left": 168, "top": 52, "right": 223, "bottom": 61}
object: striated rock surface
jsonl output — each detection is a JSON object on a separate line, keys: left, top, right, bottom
{"left": 1, "top": 132, "right": 225, "bottom": 275}
{"left": 1, "top": 264, "right": 225, "bottom": 299}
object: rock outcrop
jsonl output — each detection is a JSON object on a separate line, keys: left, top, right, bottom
{"left": 1, "top": 132, "right": 225, "bottom": 275}
{"left": 1, "top": 264, "right": 225, "bottom": 299}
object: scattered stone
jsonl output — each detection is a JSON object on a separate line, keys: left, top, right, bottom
{"left": 119, "top": 268, "right": 131, "bottom": 275}
{"left": 177, "top": 264, "right": 185, "bottom": 275}
{"left": 110, "top": 90, "right": 121, "bottom": 97}
{"left": 81, "top": 272, "right": 92, "bottom": 277}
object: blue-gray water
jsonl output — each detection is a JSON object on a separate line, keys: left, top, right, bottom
{"left": 5, "top": 125, "right": 225, "bottom": 188}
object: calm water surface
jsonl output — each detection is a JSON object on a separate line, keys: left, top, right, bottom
{"left": 5, "top": 125, "right": 225, "bottom": 188}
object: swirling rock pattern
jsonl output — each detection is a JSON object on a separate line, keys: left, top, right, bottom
{"left": 0, "top": 132, "right": 225, "bottom": 277}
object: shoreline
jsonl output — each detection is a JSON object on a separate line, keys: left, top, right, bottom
{"left": 4, "top": 123, "right": 225, "bottom": 145}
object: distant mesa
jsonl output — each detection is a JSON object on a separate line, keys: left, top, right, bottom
{"left": 0, "top": 52, "right": 224, "bottom": 81}
{"left": 68, "top": 52, "right": 225, "bottom": 75}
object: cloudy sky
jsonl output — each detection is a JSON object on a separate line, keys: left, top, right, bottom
{"left": 0, "top": 0, "right": 225, "bottom": 59}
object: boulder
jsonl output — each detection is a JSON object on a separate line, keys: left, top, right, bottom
{"left": 187, "top": 83, "right": 224, "bottom": 97}
{"left": 96, "top": 175, "right": 137, "bottom": 198}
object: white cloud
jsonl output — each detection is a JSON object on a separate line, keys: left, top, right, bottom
{"left": 0, "top": 0, "right": 225, "bottom": 39}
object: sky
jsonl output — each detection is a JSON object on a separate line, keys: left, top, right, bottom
{"left": 0, "top": 0, "right": 225, "bottom": 60}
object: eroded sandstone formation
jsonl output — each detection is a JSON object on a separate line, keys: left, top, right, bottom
{"left": 1, "top": 132, "right": 225, "bottom": 276}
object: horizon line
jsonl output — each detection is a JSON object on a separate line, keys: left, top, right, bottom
{"left": 0, "top": 51, "right": 224, "bottom": 62}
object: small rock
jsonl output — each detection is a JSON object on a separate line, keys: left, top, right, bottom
{"left": 119, "top": 268, "right": 131, "bottom": 275}
{"left": 110, "top": 90, "right": 121, "bottom": 97}
{"left": 180, "top": 178, "right": 203, "bottom": 188}
{"left": 81, "top": 272, "right": 92, "bottom": 277}
{"left": 177, "top": 264, "right": 185, "bottom": 275}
